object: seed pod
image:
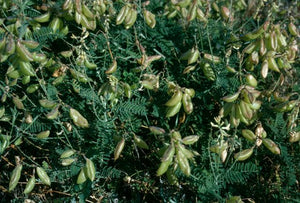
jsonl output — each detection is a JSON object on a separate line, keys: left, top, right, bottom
{"left": 0, "top": 106, "right": 5, "bottom": 118}
{"left": 22, "top": 40, "right": 39, "bottom": 49}
{"left": 261, "top": 59, "right": 269, "bottom": 78}
{"left": 182, "top": 135, "right": 199, "bottom": 145}
{"left": 22, "top": 76, "right": 31, "bottom": 84}
{"left": 288, "top": 22, "right": 298, "bottom": 36}
{"left": 105, "top": 59, "right": 117, "bottom": 74}
{"left": 183, "top": 65, "right": 196, "bottom": 74}
{"left": 122, "top": 83, "right": 132, "bottom": 98}
{"left": 240, "top": 100, "right": 253, "bottom": 120}
{"left": 13, "top": 96, "right": 24, "bottom": 110}
{"left": 36, "top": 130, "right": 50, "bottom": 139}
{"left": 85, "top": 159, "right": 96, "bottom": 181}
{"left": 60, "top": 149, "right": 75, "bottom": 158}
{"left": 245, "top": 74, "right": 257, "bottom": 87}
{"left": 176, "top": 150, "right": 190, "bottom": 176}
{"left": 201, "top": 63, "right": 216, "bottom": 81}
{"left": 84, "top": 58, "right": 97, "bottom": 70}
{"left": 249, "top": 51, "right": 259, "bottom": 65}
{"left": 62, "top": 0, "right": 73, "bottom": 10}
{"left": 289, "top": 131, "right": 300, "bottom": 143}
{"left": 149, "top": 126, "right": 165, "bottom": 135}
{"left": 185, "top": 88, "right": 195, "bottom": 98}
{"left": 62, "top": 158, "right": 75, "bottom": 166}
{"left": 116, "top": 5, "right": 130, "bottom": 25}
{"left": 16, "top": 41, "right": 33, "bottom": 62}
{"left": 124, "top": 8, "right": 137, "bottom": 29}
{"left": 243, "top": 41, "right": 258, "bottom": 54}
{"left": 24, "top": 176, "right": 35, "bottom": 194}
{"left": 114, "top": 138, "right": 125, "bottom": 161}
{"left": 182, "top": 92, "right": 193, "bottom": 114}
{"left": 39, "top": 99, "right": 57, "bottom": 109}
{"left": 49, "top": 17, "right": 62, "bottom": 33}
{"left": 77, "top": 167, "right": 87, "bottom": 184}
{"left": 69, "top": 108, "right": 89, "bottom": 128}
{"left": 220, "top": 6, "right": 230, "bottom": 20}
{"left": 46, "top": 105, "right": 60, "bottom": 120}
{"left": 82, "top": 4, "right": 94, "bottom": 20}
{"left": 26, "top": 84, "right": 39, "bottom": 94}
{"left": 187, "top": 2, "right": 197, "bottom": 22}
{"left": 9, "top": 164, "right": 23, "bottom": 191}
{"left": 234, "top": 148, "right": 253, "bottom": 161}
{"left": 241, "top": 21, "right": 269, "bottom": 41}
{"left": 157, "top": 160, "right": 171, "bottom": 176}
{"left": 166, "top": 168, "right": 179, "bottom": 185}
{"left": 165, "top": 90, "right": 183, "bottom": 107}
{"left": 64, "top": 122, "right": 72, "bottom": 132}
{"left": 235, "top": 103, "right": 249, "bottom": 125}
{"left": 222, "top": 91, "right": 240, "bottom": 103}
{"left": 166, "top": 101, "right": 182, "bottom": 118}
{"left": 259, "top": 37, "right": 267, "bottom": 56}
{"left": 134, "top": 135, "right": 149, "bottom": 149}
{"left": 34, "top": 11, "right": 51, "bottom": 23}
{"left": 230, "top": 104, "right": 240, "bottom": 128}
{"left": 196, "top": 7, "right": 208, "bottom": 23}
{"left": 187, "top": 48, "right": 200, "bottom": 65}
{"left": 19, "top": 61, "right": 35, "bottom": 76}
{"left": 5, "top": 35, "right": 16, "bottom": 55}
{"left": 143, "top": 10, "right": 156, "bottom": 28}
{"left": 36, "top": 167, "right": 51, "bottom": 186}
{"left": 267, "top": 57, "right": 280, "bottom": 72}
{"left": 242, "top": 129, "right": 256, "bottom": 142}
{"left": 262, "top": 138, "right": 280, "bottom": 155}
{"left": 161, "top": 144, "right": 175, "bottom": 162}
{"left": 70, "top": 69, "right": 90, "bottom": 83}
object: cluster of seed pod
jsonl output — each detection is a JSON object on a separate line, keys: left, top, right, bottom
{"left": 221, "top": 85, "right": 261, "bottom": 127}
{"left": 8, "top": 160, "right": 51, "bottom": 194}
{"left": 98, "top": 75, "right": 132, "bottom": 106}
{"left": 140, "top": 74, "right": 160, "bottom": 91}
{"left": 116, "top": 3, "right": 137, "bottom": 29}
{"left": 0, "top": 36, "right": 48, "bottom": 83}
{"left": 240, "top": 21, "right": 298, "bottom": 77}
{"left": 234, "top": 124, "right": 280, "bottom": 161}
{"left": 156, "top": 130, "right": 199, "bottom": 184}
{"left": 181, "top": 46, "right": 219, "bottom": 81}
{"left": 76, "top": 158, "right": 96, "bottom": 184}
{"left": 62, "top": 0, "right": 100, "bottom": 30}
{"left": 163, "top": 0, "right": 208, "bottom": 23}
{"left": 165, "top": 82, "right": 195, "bottom": 117}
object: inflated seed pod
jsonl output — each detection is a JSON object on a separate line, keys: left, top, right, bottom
{"left": 39, "top": 99, "right": 57, "bottom": 109}
{"left": 182, "top": 135, "right": 199, "bottom": 145}
{"left": 262, "top": 138, "right": 280, "bottom": 155}
{"left": 234, "top": 148, "right": 253, "bottom": 161}
{"left": 36, "top": 167, "right": 51, "bottom": 186}
{"left": 85, "top": 159, "right": 96, "bottom": 181}
{"left": 161, "top": 144, "right": 175, "bottom": 162}
{"left": 69, "top": 108, "right": 89, "bottom": 128}
{"left": 24, "top": 176, "right": 35, "bottom": 194}
{"left": 149, "top": 126, "right": 165, "bottom": 135}
{"left": 133, "top": 135, "right": 149, "bottom": 149}
{"left": 13, "top": 96, "right": 24, "bottom": 110}
{"left": 36, "top": 130, "right": 50, "bottom": 139}
{"left": 242, "top": 129, "right": 256, "bottom": 142}
{"left": 77, "top": 167, "right": 87, "bottom": 184}
{"left": 9, "top": 164, "right": 23, "bottom": 191}
{"left": 114, "top": 137, "right": 125, "bottom": 161}
{"left": 157, "top": 160, "right": 172, "bottom": 176}
{"left": 60, "top": 149, "right": 75, "bottom": 158}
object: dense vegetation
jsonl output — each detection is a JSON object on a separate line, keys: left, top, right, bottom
{"left": 0, "top": 0, "right": 299, "bottom": 202}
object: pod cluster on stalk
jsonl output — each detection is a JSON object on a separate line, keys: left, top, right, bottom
{"left": 155, "top": 129, "right": 199, "bottom": 185}
{"left": 240, "top": 21, "right": 298, "bottom": 77}
{"left": 163, "top": 0, "right": 208, "bottom": 23}
{"left": 116, "top": 3, "right": 137, "bottom": 29}
{"left": 98, "top": 75, "right": 132, "bottom": 106}
{"left": 62, "top": 0, "right": 107, "bottom": 30}
{"left": 221, "top": 85, "right": 261, "bottom": 127}
{"left": 181, "top": 46, "right": 220, "bottom": 81}
{"left": 165, "top": 82, "right": 195, "bottom": 117}
{"left": 7, "top": 157, "right": 51, "bottom": 194}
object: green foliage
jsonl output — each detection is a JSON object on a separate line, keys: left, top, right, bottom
{"left": 0, "top": 0, "right": 299, "bottom": 202}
